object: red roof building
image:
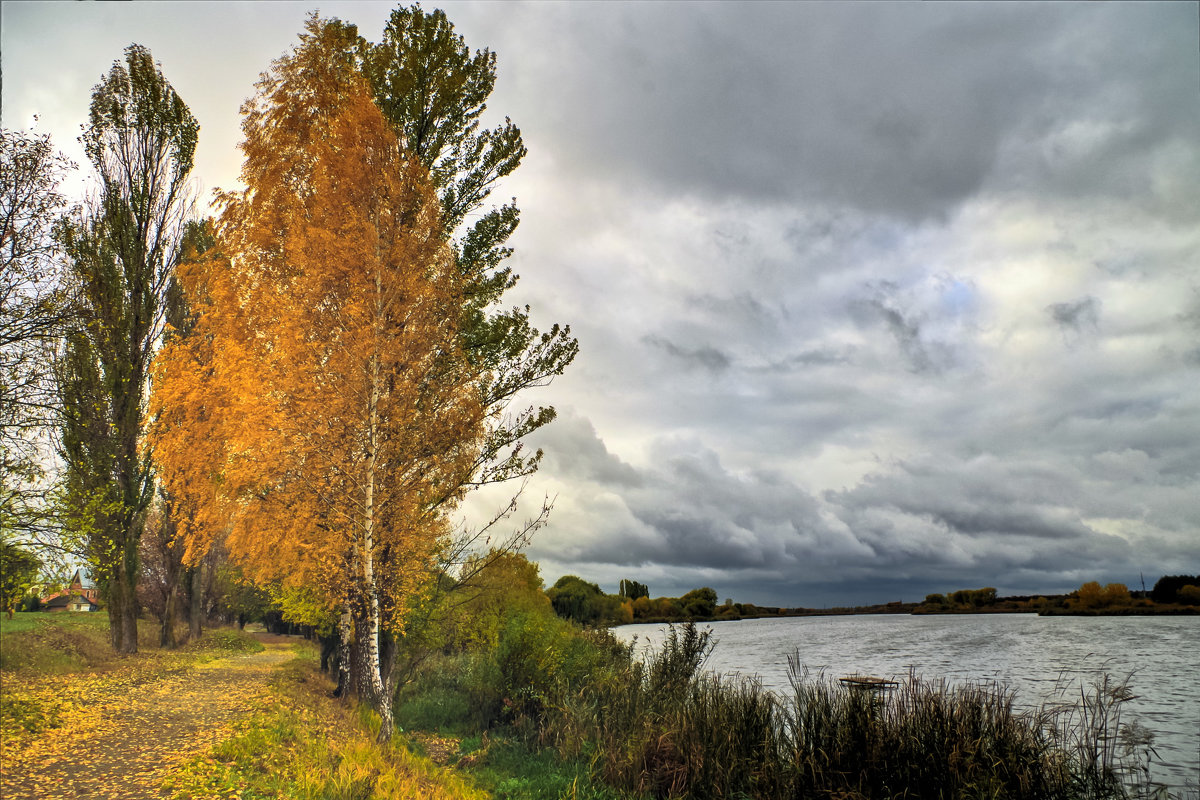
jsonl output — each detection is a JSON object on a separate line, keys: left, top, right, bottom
{"left": 42, "top": 568, "right": 101, "bottom": 611}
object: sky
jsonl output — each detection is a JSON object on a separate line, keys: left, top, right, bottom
{"left": 4, "top": 1, "right": 1199, "bottom": 607}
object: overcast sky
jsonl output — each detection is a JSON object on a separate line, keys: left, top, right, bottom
{"left": 5, "top": 1, "right": 1199, "bottom": 607}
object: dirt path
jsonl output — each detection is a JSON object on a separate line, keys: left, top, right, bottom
{"left": 1, "top": 638, "right": 296, "bottom": 800}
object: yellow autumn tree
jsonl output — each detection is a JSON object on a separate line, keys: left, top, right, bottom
{"left": 150, "top": 19, "right": 483, "bottom": 739}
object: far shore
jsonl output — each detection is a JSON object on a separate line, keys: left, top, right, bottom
{"left": 615, "top": 600, "right": 1199, "bottom": 627}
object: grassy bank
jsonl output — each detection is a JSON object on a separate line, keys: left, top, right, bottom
{"left": 374, "top": 553, "right": 1192, "bottom": 799}
{"left": 163, "top": 644, "right": 486, "bottom": 800}
{"left": 0, "top": 613, "right": 485, "bottom": 799}
{"left": 394, "top": 616, "right": 1184, "bottom": 800}
{"left": 5, "top": 605, "right": 1186, "bottom": 799}
{"left": 0, "top": 611, "right": 263, "bottom": 673}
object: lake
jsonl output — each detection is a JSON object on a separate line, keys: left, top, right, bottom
{"left": 615, "top": 614, "right": 1199, "bottom": 790}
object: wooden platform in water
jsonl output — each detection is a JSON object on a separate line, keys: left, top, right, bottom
{"left": 838, "top": 676, "right": 899, "bottom": 690}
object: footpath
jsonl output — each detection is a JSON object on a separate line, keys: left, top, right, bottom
{"left": 0, "top": 635, "right": 294, "bottom": 800}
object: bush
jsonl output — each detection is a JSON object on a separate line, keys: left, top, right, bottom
{"left": 1151, "top": 575, "right": 1200, "bottom": 604}
{"left": 1177, "top": 584, "right": 1200, "bottom": 605}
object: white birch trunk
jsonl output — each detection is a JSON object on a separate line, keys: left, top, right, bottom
{"left": 362, "top": 270, "right": 395, "bottom": 743}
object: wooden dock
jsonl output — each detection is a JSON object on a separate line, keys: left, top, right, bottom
{"left": 838, "top": 676, "right": 899, "bottom": 691}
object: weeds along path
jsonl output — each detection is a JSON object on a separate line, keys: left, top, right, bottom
{"left": 0, "top": 637, "right": 295, "bottom": 800}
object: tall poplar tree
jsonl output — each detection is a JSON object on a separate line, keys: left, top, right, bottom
{"left": 367, "top": 5, "right": 578, "bottom": 510}
{"left": 57, "top": 45, "right": 197, "bottom": 653}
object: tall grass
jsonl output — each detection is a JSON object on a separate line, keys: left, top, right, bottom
{"left": 525, "top": 623, "right": 1169, "bottom": 800}
{"left": 165, "top": 645, "right": 487, "bottom": 800}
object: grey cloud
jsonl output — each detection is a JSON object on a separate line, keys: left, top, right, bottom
{"left": 643, "top": 334, "right": 733, "bottom": 373}
{"left": 764, "top": 347, "right": 856, "bottom": 371}
{"left": 489, "top": 3, "right": 1197, "bottom": 221}
{"left": 851, "top": 281, "right": 967, "bottom": 375}
{"left": 1047, "top": 296, "right": 1101, "bottom": 334}
{"left": 535, "top": 411, "right": 643, "bottom": 488}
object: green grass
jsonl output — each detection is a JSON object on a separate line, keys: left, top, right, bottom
{"left": 0, "top": 611, "right": 264, "bottom": 673}
{"left": 0, "top": 610, "right": 132, "bottom": 672}
{"left": 164, "top": 645, "right": 487, "bottom": 800}
{"left": 453, "top": 736, "right": 639, "bottom": 800}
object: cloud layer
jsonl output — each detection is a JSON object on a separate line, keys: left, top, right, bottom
{"left": 5, "top": 1, "right": 1199, "bottom": 606}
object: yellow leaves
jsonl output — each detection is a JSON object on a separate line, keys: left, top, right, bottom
{"left": 0, "top": 634, "right": 291, "bottom": 800}
{"left": 149, "top": 17, "right": 486, "bottom": 633}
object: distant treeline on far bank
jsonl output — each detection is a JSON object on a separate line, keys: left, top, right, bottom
{"left": 546, "top": 574, "right": 1200, "bottom": 628}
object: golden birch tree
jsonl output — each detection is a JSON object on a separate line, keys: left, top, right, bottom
{"left": 151, "top": 19, "right": 482, "bottom": 739}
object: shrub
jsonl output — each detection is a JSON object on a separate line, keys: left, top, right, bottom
{"left": 1177, "top": 584, "right": 1200, "bottom": 605}
{"left": 1151, "top": 575, "right": 1200, "bottom": 604}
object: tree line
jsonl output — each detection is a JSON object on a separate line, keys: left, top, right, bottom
{"left": 0, "top": 5, "right": 576, "bottom": 742}
{"left": 919, "top": 575, "right": 1200, "bottom": 615}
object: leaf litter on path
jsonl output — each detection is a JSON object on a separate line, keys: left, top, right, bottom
{"left": 0, "top": 641, "right": 294, "bottom": 800}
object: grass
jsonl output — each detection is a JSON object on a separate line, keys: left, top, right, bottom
{"left": 1, "top": 612, "right": 486, "bottom": 799}
{"left": 0, "top": 611, "right": 263, "bottom": 673}
{"left": 163, "top": 644, "right": 487, "bottom": 800}
{"left": 453, "top": 736, "right": 637, "bottom": 800}
{"left": 0, "top": 611, "right": 140, "bottom": 672}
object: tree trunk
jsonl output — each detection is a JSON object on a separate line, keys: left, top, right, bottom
{"left": 334, "top": 605, "right": 353, "bottom": 699}
{"left": 119, "top": 539, "right": 140, "bottom": 653}
{"left": 106, "top": 578, "right": 126, "bottom": 651}
{"left": 160, "top": 583, "right": 178, "bottom": 648}
{"left": 362, "top": 341, "right": 394, "bottom": 744}
{"left": 119, "top": 589, "right": 139, "bottom": 653}
{"left": 189, "top": 563, "right": 203, "bottom": 641}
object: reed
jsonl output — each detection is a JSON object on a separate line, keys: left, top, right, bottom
{"left": 530, "top": 623, "right": 1167, "bottom": 800}
{"left": 395, "top": 611, "right": 1175, "bottom": 799}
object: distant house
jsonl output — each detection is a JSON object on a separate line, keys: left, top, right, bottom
{"left": 41, "top": 568, "right": 101, "bottom": 612}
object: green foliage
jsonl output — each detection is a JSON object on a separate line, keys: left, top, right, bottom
{"left": 362, "top": 4, "right": 577, "bottom": 491}
{"left": 619, "top": 579, "right": 649, "bottom": 601}
{"left": 1, "top": 127, "right": 73, "bottom": 542}
{"left": 546, "top": 574, "right": 606, "bottom": 625}
{"left": 269, "top": 582, "right": 332, "bottom": 634}
{"left": 543, "top": 577, "right": 730, "bottom": 626}
{"left": 945, "top": 587, "right": 998, "bottom": 608}
{"left": 442, "top": 550, "right": 550, "bottom": 652}
{"left": 680, "top": 587, "right": 718, "bottom": 618}
{"left": 395, "top": 566, "right": 633, "bottom": 736}
{"left": 57, "top": 42, "right": 198, "bottom": 654}
{"left": 0, "top": 536, "right": 41, "bottom": 616}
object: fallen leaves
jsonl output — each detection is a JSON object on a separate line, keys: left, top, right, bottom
{"left": 0, "top": 640, "right": 291, "bottom": 800}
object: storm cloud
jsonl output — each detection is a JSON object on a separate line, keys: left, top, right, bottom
{"left": 6, "top": 1, "right": 1199, "bottom": 606}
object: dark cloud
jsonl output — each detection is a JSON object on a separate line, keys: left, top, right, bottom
{"left": 485, "top": 2, "right": 1199, "bottom": 222}
{"left": 11, "top": 1, "right": 1199, "bottom": 609}
{"left": 849, "top": 279, "right": 976, "bottom": 375}
{"left": 643, "top": 334, "right": 733, "bottom": 373}
{"left": 1047, "top": 296, "right": 1101, "bottom": 336}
